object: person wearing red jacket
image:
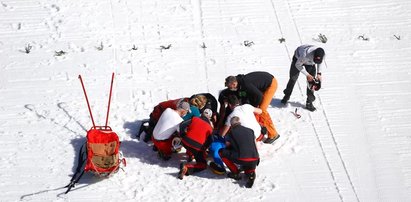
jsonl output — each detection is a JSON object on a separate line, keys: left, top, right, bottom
{"left": 178, "top": 109, "right": 214, "bottom": 180}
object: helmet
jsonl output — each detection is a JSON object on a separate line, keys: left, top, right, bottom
{"left": 313, "top": 48, "right": 325, "bottom": 64}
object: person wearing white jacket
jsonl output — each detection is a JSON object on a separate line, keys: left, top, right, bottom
{"left": 281, "top": 44, "right": 325, "bottom": 111}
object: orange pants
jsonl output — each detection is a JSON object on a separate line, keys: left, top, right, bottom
{"left": 256, "top": 77, "right": 278, "bottom": 138}
{"left": 255, "top": 111, "right": 278, "bottom": 139}
{"left": 259, "top": 78, "right": 277, "bottom": 111}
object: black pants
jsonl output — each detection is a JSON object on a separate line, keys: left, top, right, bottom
{"left": 220, "top": 149, "right": 258, "bottom": 174}
{"left": 283, "top": 56, "right": 317, "bottom": 103}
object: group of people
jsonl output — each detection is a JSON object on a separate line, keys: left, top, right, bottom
{"left": 137, "top": 44, "right": 326, "bottom": 188}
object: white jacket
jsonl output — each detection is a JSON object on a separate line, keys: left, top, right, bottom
{"left": 294, "top": 44, "right": 324, "bottom": 76}
{"left": 153, "top": 108, "right": 183, "bottom": 140}
{"left": 225, "top": 104, "right": 261, "bottom": 138}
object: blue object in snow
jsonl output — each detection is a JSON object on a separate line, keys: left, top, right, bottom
{"left": 209, "top": 135, "right": 226, "bottom": 167}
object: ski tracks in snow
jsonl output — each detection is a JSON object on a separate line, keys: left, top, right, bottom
{"left": 269, "top": 0, "right": 360, "bottom": 201}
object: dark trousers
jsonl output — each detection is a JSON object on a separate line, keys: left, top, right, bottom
{"left": 283, "top": 56, "right": 317, "bottom": 103}
{"left": 184, "top": 146, "right": 207, "bottom": 174}
{"left": 219, "top": 149, "right": 258, "bottom": 174}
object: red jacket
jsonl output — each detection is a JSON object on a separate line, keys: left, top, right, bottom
{"left": 182, "top": 117, "right": 213, "bottom": 151}
{"left": 150, "top": 98, "right": 188, "bottom": 123}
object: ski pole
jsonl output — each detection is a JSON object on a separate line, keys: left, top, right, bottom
{"left": 78, "top": 75, "right": 96, "bottom": 129}
{"left": 105, "top": 72, "right": 114, "bottom": 128}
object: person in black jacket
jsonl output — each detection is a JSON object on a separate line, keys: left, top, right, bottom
{"left": 223, "top": 71, "right": 280, "bottom": 144}
{"left": 219, "top": 116, "right": 260, "bottom": 188}
{"left": 216, "top": 85, "right": 250, "bottom": 130}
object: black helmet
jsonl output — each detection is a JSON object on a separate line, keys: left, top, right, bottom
{"left": 313, "top": 48, "right": 325, "bottom": 64}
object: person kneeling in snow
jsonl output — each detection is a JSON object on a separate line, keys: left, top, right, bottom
{"left": 178, "top": 109, "right": 214, "bottom": 179}
{"left": 219, "top": 116, "right": 260, "bottom": 188}
{"left": 141, "top": 98, "right": 200, "bottom": 142}
{"left": 152, "top": 101, "right": 190, "bottom": 161}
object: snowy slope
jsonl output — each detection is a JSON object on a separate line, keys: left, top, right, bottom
{"left": 1, "top": 0, "right": 411, "bottom": 201}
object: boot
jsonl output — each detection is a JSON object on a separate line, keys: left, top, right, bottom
{"left": 245, "top": 172, "right": 256, "bottom": 188}
{"left": 281, "top": 94, "right": 290, "bottom": 104}
{"left": 263, "top": 134, "right": 280, "bottom": 144}
{"left": 306, "top": 102, "right": 316, "bottom": 112}
{"left": 227, "top": 172, "right": 241, "bottom": 180}
{"left": 178, "top": 162, "right": 188, "bottom": 180}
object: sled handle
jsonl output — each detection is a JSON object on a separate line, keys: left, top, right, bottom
{"left": 78, "top": 75, "right": 96, "bottom": 129}
{"left": 105, "top": 72, "right": 114, "bottom": 127}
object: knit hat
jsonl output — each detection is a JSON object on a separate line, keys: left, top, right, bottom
{"left": 313, "top": 48, "right": 325, "bottom": 64}
{"left": 190, "top": 95, "right": 207, "bottom": 109}
{"left": 177, "top": 101, "right": 191, "bottom": 112}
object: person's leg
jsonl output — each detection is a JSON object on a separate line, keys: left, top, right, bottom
{"left": 187, "top": 150, "right": 207, "bottom": 173}
{"left": 260, "top": 78, "right": 277, "bottom": 111}
{"left": 305, "top": 65, "right": 317, "bottom": 111}
{"left": 153, "top": 138, "right": 173, "bottom": 160}
{"left": 256, "top": 111, "right": 279, "bottom": 142}
{"left": 282, "top": 56, "right": 300, "bottom": 103}
{"left": 241, "top": 160, "right": 258, "bottom": 188}
{"left": 219, "top": 150, "right": 241, "bottom": 180}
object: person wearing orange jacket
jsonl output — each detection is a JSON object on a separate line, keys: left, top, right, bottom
{"left": 224, "top": 71, "right": 280, "bottom": 144}
{"left": 177, "top": 109, "right": 214, "bottom": 179}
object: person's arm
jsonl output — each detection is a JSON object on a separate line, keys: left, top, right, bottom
{"left": 216, "top": 100, "right": 227, "bottom": 129}
{"left": 220, "top": 125, "right": 230, "bottom": 137}
{"left": 178, "top": 119, "right": 191, "bottom": 137}
{"left": 295, "top": 57, "right": 314, "bottom": 81}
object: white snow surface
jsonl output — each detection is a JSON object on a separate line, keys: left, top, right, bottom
{"left": 1, "top": 0, "right": 411, "bottom": 201}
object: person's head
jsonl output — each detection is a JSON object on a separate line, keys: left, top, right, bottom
{"left": 225, "top": 76, "right": 238, "bottom": 91}
{"left": 230, "top": 116, "right": 241, "bottom": 127}
{"left": 202, "top": 108, "right": 213, "bottom": 120}
{"left": 190, "top": 95, "right": 207, "bottom": 110}
{"left": 227, "top": 95, "right": 240, "bottom": 109}
{"left": 313, "top": 48, "right": 325, "bottom": 64}
{"left": 176, "top": 101, "right": 190, "bottom": 117}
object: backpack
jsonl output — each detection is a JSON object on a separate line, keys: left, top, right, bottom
{"left": 65, "top": 73, "right": 126, "bottom": 194}
{"left": 85, "top": 126, "right": 122, "bottom": 174}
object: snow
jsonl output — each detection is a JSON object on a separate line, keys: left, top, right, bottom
{"left": 1, "top": 0, "right": 411, "bottom": 201}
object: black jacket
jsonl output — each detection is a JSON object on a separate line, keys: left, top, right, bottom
{"left": 236, "top": 71, "right": 274, "bottom": 107}
{"left": 226, "top": 125, "right": 259, "bottom": 160}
